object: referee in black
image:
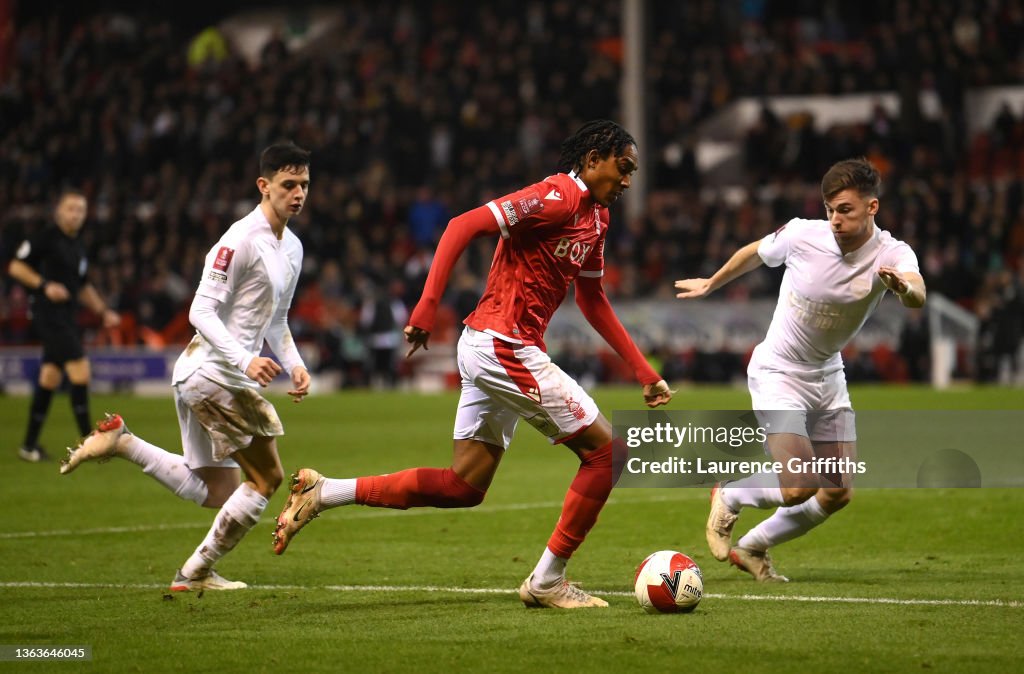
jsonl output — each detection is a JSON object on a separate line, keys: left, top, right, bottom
{"left": 8, "top": 189, "right": 121, "bottom": 462}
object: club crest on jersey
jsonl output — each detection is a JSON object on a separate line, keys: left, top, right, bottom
{"left": 213, "top": 246, "right": 235, "bottom": 272}
{"left": 566, "top": 396, "right": 587, "bottom": 421}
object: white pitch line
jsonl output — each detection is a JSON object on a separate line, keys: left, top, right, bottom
{"left": 0, "top": 581, "right": 1019, "bottom": 608}
{"left": 0, "top": 522, "right": 210, "bottom": 539}
{"left": 0, "top": 492, "right": 702, "bottom": 540}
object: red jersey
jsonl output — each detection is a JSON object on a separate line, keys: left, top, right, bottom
{"left": 466, "top": 172, "right": 607, "bottom": 350}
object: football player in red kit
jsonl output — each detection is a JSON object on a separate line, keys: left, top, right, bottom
{"left": 275, "top": 120, "right": 672, "bottom": 608}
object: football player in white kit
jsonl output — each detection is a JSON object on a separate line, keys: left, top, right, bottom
{"left": 675, "top": 158, "right": 926, "bottom": 581}
{"left": 60, "top": 143, "right": 312, "bottom": 591}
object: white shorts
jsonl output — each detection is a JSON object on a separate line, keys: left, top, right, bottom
{"left": 747, "top": 360, "right": 856, "bottom": 442}
{"left": 174, "top": 372, "right": 284, "bottom": 468}
{"left": 453, "top": 327, "right": 599, "bottom": 449}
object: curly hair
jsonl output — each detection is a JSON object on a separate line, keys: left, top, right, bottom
{"left": 557, "top": 120, "right": 636, "bottom": 173}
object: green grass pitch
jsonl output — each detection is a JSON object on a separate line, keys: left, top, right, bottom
{"left": 2, "top": 385, "right": 1022, "bottom": 672}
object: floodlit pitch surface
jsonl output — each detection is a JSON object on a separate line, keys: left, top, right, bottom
{"left": 2, "top": 386, "right": 1022, "bottom": 672}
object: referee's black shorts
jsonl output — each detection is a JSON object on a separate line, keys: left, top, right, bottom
{"left": 35, "top": 320, "right": 85, "bottom": 365}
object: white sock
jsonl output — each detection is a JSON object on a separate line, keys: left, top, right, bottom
{"left": 530, "top": 547, "right": 567, "bottom": 588}
{"left": 737, "top": 494, "right": 830, "bottom": 552}
{"left": 180, "top": 483, "right": 267, "bottom": 578}
{"left": 120, "top": 435, "right": 208, "bottom": 506}
{"left": 320, "top": 478, "right": 357, "bottom": 508}
{"left": 721, "top": 471, "right": 785, "bottom": 511}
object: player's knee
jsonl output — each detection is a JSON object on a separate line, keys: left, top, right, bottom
{"left": 464, "top": 487, "right": 486, "bottom": 507}
{"left": 445, "top": 468, "right": 486, "bottom": 507}
{"left": 266, "top": 467, "right": 284, "bottom": 493}
{"left": 780, "top": 486, "right": 817, "bottom": 505}
{"left": 449, "top": 482, "right": 486, "bottom": 508}
{"left": 581, "top": 441, "right": 614, "bottom": 468}
{"left": 819, "top": 488, "right": 852, "bottom": 511}
{"left": 38, "top": 367, "right": 62, "bottom": 389}
{"left": 250, "top": 467, "right": 283, "bottom": 498}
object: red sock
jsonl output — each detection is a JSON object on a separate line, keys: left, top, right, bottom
{"left": 355, "top": 468, "right": 485, "bottom": 510}
{"left": 546, "top": 440, "right": 615, "bottom": 559}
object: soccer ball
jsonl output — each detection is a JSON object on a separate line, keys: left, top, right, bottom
{"left": 634, "top": 550, "right": 703, "bottom": 613}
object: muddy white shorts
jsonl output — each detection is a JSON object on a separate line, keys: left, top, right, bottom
{"left": 453, "top": 327, "right": 599, "bottom": 449}
{"left": 174, "top": 372, "right": 284, "bottom": 468}
{"left": 747, "top": 359, "right": 856, "bottom": 443}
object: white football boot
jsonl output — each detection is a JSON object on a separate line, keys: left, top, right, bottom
{"left": 60, "top": 413, "right": 128, "bottom": 475}
{"left": 518, "top": 573, "right": 609, "bottom": 609}
{"left": 169, "top": 568, "right": 248, "bottom": 592}
{"left": 729, "top": 547, "right": 790, "bottom": 583}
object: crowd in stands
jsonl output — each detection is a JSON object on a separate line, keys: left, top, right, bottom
{"left": 1, "top": 1, "right": 1022, "bottom": 386}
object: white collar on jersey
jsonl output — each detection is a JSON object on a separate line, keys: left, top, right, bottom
{"left": 566, "top": 170, "right": 589, "bottom": 193}
{"left": 840, "top": 224, "right": 882, "bottom": 261}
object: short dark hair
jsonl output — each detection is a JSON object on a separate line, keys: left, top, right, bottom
{"left": 57, "top": 188, "right": 87, "bottom": 203}
{"left": 558, "top": 120, "right": 636, "bottom": 173}
{"left": 821, "top": 158, "right": 881, "bottom": 201}
{"left": 260, "top": 142, "right": 311, "bottom": 178}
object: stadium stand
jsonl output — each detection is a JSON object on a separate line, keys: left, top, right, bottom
{"left": 1, "top": 1, "right": 1021, "bottom": 387}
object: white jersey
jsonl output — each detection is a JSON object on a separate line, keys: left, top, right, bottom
{"left": 752, "top": 218, "right": 919, "bottom": 375}
{"left": 173, "top": 206, "right": 304, "bottom": 389}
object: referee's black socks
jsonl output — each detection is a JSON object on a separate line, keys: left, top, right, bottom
{"left": 25, "top": 386, "right": 55, "bottom": 448}
{"left": 70, "top": 384, "right": 91, "bottom": 437}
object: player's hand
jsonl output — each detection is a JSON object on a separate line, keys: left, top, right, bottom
{"left": 102, "top": 309, "right": 121, "bottom": 329}
{"left": 245, "top": 356, "right": 283, "bottom": 387}
{"left": 404, "top": 325, "right": 430, "bottom": 358}
{"left": 288, "top": 366, "right": 311, "bottom": 403}
{"left": 43, "top": 281, "right": 71, "bottom": 303}
{"left": 643, "top": 379, "right": 674, "bottom": 408}
{"left": 674, "top": 278, "right": 712, "bottom": 299}
{"left": 877, "top": 266, "right": 909, "bottom": 295}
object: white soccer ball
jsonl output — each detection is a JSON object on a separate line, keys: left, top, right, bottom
{"left": 634, "top": 550, "right": 703, "bottom": 613}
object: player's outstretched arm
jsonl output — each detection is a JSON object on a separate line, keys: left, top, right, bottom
{"left": 575, "top": 276, "right": 665, "bottom": 393}
{"left": 407, "top": 206, "right": 499, "bottom": 345}
{"left": 878, "top": 267, "right": 926, "bottom": 308}
{"left": 675, "top": 240, "right": 764, "bottom": 299}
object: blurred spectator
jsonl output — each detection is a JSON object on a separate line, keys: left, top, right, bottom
{"left": 359, "top": 279, "right": 409, "bottom": 389}
{"left": 898, "top": 310, "right": 931, "bottom": 382}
